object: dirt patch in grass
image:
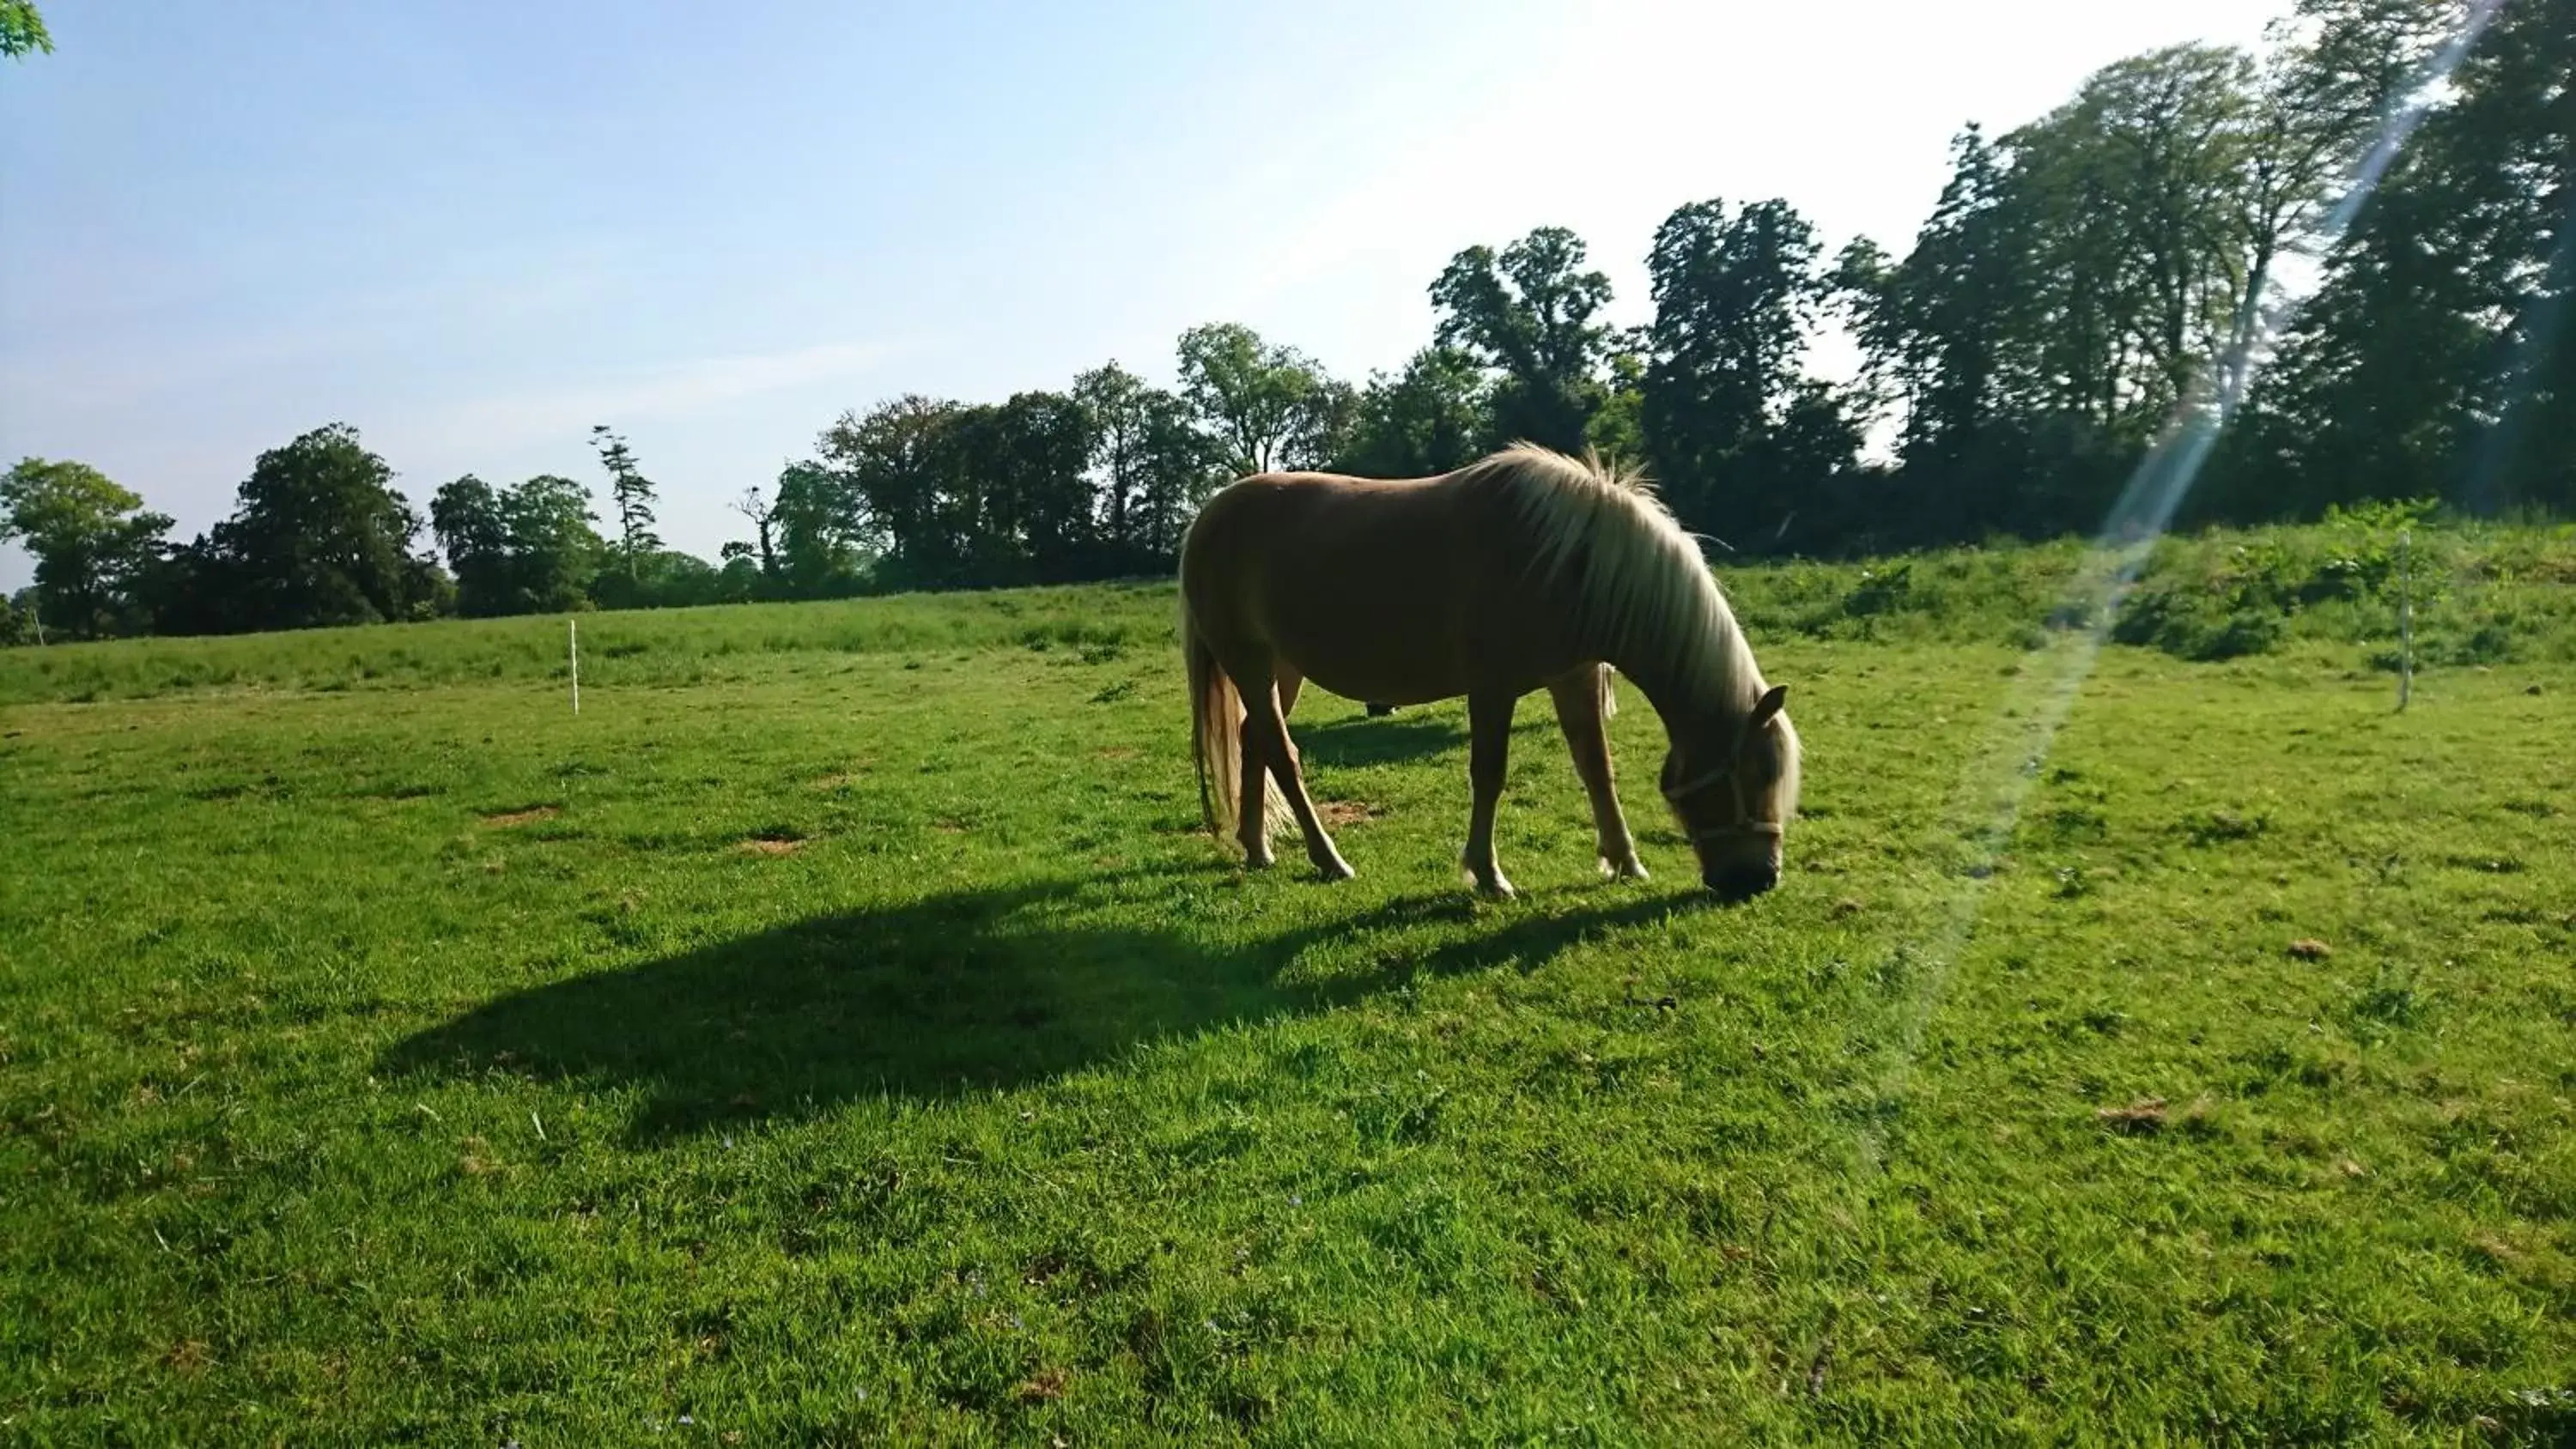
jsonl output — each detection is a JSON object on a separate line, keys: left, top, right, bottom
{"left": 480, "top": 805, "right": 560, "bottom": 828}
{"left": 2096, "top": 1097, "right": 2167, "bottom": 1133}
{"left": 810, "top": 761, "right": 873, "bottom": 790}
{"left": 740, "top": 834, "right": 807, "bottom": 856}
{"left": 1016, "top": 1367, "right": 1069, "bottom": 1403}
{"left": 1318, "top": 800, "right": 1380, "bottom": 828}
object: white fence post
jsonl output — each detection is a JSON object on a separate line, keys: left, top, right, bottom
{"left": 2396, "top": 530, "right": 2413, "bottom": 712}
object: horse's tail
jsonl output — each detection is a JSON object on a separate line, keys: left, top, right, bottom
{"left": 1182, "top": 602, "right": 1237, "bottom": 840}
{"left": 1181, "top": 596, "right": 1285, "bottom": 853}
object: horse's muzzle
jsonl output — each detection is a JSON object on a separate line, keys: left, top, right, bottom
{"left": 1704, "top": 863, "right": 1779, "bottom": 901}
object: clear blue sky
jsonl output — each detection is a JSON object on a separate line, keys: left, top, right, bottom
{"left": 2, "top": 0, "right": 2282, "bottom": 589}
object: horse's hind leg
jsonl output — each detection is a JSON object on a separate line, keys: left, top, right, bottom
{"left": 1236, "top": 706, "right": 1277, "bottom": 870}
{"left": 1238, "top": 673, "right": 1354, "bottom": 882}
{"left": 1235, "top": 667, "right": 1304, "bottom": 870}
{"left": 1549, "top": 664, "right": 1647, "bottom": 880}
{"left": 1461, "top": 688, "right": 1518, "bottom": 897}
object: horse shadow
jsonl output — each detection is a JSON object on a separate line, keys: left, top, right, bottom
{"left": 1294, "top": 709, "right": 1463, "bottom": 768}
{"left": 379, "top": 864, "right": 1710, "bottom": 1142}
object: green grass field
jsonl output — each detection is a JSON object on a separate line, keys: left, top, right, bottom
{"left": 4, "top": 527, "right": 2573, "bottom": 1444}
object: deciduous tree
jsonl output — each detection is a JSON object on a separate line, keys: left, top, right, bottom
{"left": 1430, "top": 226, "right": 1614, "bottom": 453}
{"left": 0, "top": 458, "right": 172, "bottom": 638}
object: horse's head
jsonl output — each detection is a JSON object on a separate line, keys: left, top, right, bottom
{"left": 1661, "top": 683, "right": 1799, "bottom": 901}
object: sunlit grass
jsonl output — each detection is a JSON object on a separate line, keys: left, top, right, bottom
{"left": 3, "top": 562, "right": 2571, "bottom": 1441}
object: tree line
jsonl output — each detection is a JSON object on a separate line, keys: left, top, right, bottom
{"left": 4, "top": 0, "right": 2567, "bottom": 643}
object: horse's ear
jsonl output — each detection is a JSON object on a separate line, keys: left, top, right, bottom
{"left": 1747, "top": 684, "right": 1788, "bottom": 733}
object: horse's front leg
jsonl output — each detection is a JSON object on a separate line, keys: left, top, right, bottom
{"left": 1549, "top": 665, "right": 1647, "bottom": 880}
{"left": 1461, "top": 689, "right": 1518, "bottom": 897}
{"left": 1242, "top": 677, "right": 1355, "bottom": 882}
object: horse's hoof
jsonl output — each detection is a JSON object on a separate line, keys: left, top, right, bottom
{"left": 1601, "top": 856, "right": 1650, "bottom": 881}
{"left": 1469, "top": 873, "right": 1517, "bottom": 899}
{"left": 1315, "top": 859, "right": 1356, "bottom": 882}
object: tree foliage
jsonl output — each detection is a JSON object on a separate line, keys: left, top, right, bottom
{"left": 588, "top": 426, "right": 660, "bottom": 584}
{"left": 1, "top": 458, "right": 172, "bottom": 638}
{"left": 0, "top": 0, "right": 51, "bottom": 61}
{"left": 1174, "top": 324, "right": 1340, "bottom": 476}
{"left": 1335, "top": 347, "right": 1494, "bottom": 479}
{"left": 1430, "top": 226, "right": 1615, "bottom": 453}
{"left": 2227, "top": 0, "right": 2574, "bottom": 519}
{"left": 1641, "top": 198, "right": 1862, "bottom": 544}
{"left": 431, "top": 474, "right": 602, "bottom": 617}
{"left": 817, "top": 394, "right": 967, "bottom": 587}
{"left": 155, "top": 424, "right": 439, "bottom": 635}
{"left": 766, "top": 459, "right": 872, "bottom": 597}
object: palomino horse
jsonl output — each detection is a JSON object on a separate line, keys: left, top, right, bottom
{"left": 1178, "top": 443, "right": 1800, "bottom": 900}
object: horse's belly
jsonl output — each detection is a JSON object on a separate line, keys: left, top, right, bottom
{"left": 1268, "top": 577, "right": 1521, "bottom": 705}
{"left": 1250, "top": 572, "right": 1449, "bottom": 699}
{"left": 1297, "top": 658, "right": 1469, "bottom": 708}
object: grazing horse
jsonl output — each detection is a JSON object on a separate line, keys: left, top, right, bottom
{"left": 1178, "top": 443, "right": 1799, "bottom": 900}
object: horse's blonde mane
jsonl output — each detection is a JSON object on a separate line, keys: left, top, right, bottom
{"left": 1456, "top": 443, "right": 1801, "bottom": 820}
{"left": 1460, "top": 443, "right": 1761, "bottom": 716}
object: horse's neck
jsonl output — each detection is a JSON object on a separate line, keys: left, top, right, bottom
{"left": 1591, "top": 623, "right": 1743, "bottom": 739}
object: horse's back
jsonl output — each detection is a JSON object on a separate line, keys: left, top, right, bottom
{"left": 1188, "top": 468, "right": 1437, "bottom": 531}
{"left": 1180, "top": 467, "right": 1552, "bottom": 701}
{"left": 1180, "top": 470, "right": 1484, "bottom": 607}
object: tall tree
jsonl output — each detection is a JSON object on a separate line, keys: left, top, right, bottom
{"left": 1848, "top": 37, "right": 2297, "bottom": 541}
{"left": 1640, "top": 198, "right": 1855, "bottom": 537}
{"left": 1006, "top": 391, "right": 1100, "bottom": 578}
{"left": 1174, "top": 324, "right": 1336, "bottom": 476}
{"left": 934, "top": 391, "right": 1098, "bottom": 582}
{"left": 1586, "top": 343, "right": 1651, "bottom": 470}
{"left": 432, "top": 474, "right": 600, "bottom": 616}
{"left": 2238, "top": 0, "right": 2573, "bottom": 517}
{"left": 1127, "top": 390, "right": 1226, "bottom": 561}
{"left": 1975, "top": 45, "right": 2266, "bottom": 444}
{"left": 1283, "top": 377, "right": 1359, "bottom": 473}
{"left": 587, "top": 425, "right": 660, "bottom": 582}
{"left": 0, "top": 458, "right": 172, "bottom": 638}
{"left": 2216, "top": 0, "right": 2447, "bottom": 384}
{"left": 503, "top": 475, "right": 604, "bottom": 612}
{"left": 173, "top": 424, "right": 433, "bottom": 633}
{"left": 1073, "top": 361, "right": 1154, "bottom": 551}
{"left": 428, "top": 476, "right": 513, "bottom": 616}
{"left": 818, "top": 395, "right": 968, "bottom": 586}
{"left": 769, "top": 459, "right": 872, "bottom": 595}
{"left": 1843, "top": 125, "right": 2025, "bottom": 507}
{"left": 728, "top": 486, "right": 778, "bottom": 579}
{"left": 1429, "top": 225, "right": 1615, "bottom": 453}
{"left": 1335, "top": 346, "right": 1495, "bottom": 478}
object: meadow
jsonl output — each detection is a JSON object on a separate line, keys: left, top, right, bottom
{"left": 3, "top": 521, "right": 2573, "bottom": 1444}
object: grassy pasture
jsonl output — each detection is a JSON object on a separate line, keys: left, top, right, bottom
{"left": 3, "top": 530, "right": 2573, "bottom": 1443}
